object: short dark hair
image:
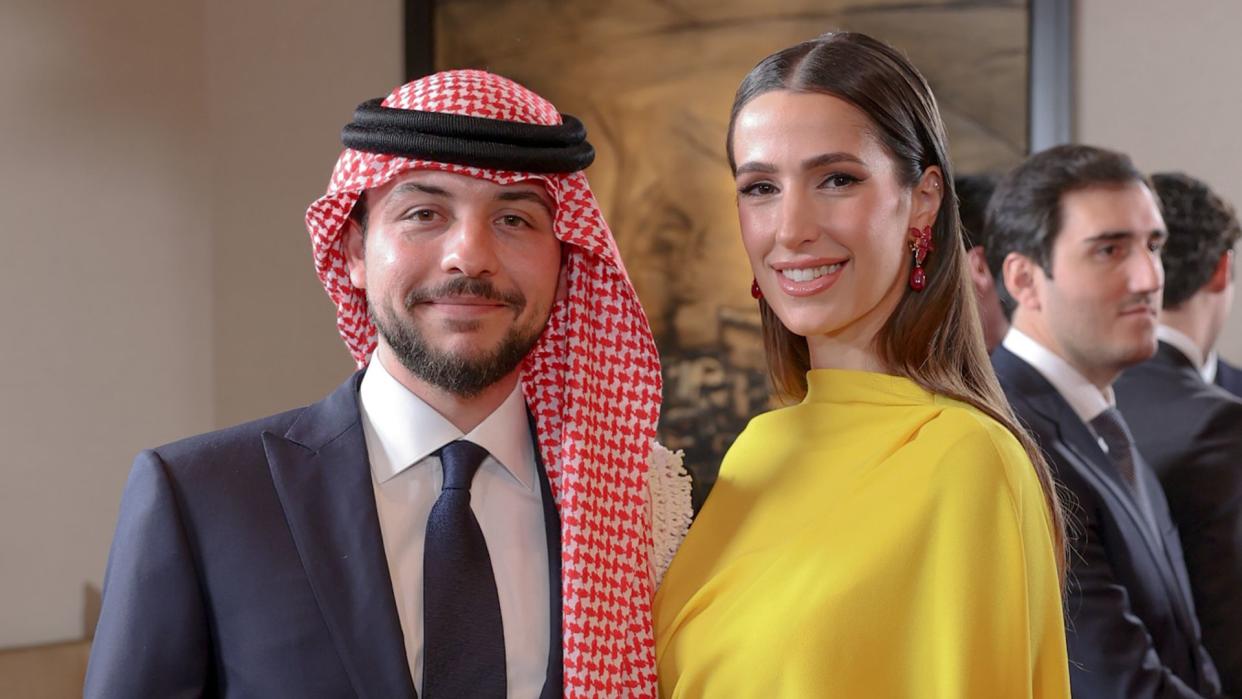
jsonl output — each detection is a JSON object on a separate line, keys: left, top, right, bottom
{"left": 984, "top": 144, "right": 1148, "bottom": 317}
{"left": 956, "top": 174, "right": 998, "bottom": 250}
{"left": 1151, "top": 172, "right": 1241, "bottom": 308}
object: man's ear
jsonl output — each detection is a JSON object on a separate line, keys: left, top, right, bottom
{"left": 910, "top": 165, "right": 944, "bottom": 229}
{"left": 1205, "top": 249, "right": 1234, "bottom": 293}
{"left": 343, "top": 219, "right": 367, "bottom": 290}
{"left": 967, "top": 247, "right": 994, "bottom": 291}
{"left": 1003, "top": 251, "right": 1043, "bottom": 312}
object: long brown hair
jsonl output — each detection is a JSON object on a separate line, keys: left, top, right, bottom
{"left": 727, "top": 32, "right": 1067, "bottom": 582}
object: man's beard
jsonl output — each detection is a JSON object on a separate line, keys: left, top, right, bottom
{"left": 370, "top": 277, "right": 546, "bottom": 398}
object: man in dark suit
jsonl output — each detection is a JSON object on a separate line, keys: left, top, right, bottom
{"left": 1116, "top": 172, "right": 1242, "bottom": 694}
{"left": 986, "top": 145, "right": 1224, "bottom": 698}
{"left": 85, "top": 70, "right": 677, "bottom": 698}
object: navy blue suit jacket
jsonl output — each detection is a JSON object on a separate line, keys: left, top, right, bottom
{"left": 85, "top": 372, "right": 563, "bottom": 698}
{"left": 1118, "top": 342, "right": 1242, "bottom": 695}
{"left": 1215, "top": 357, "right": 1242, "bottom": 399}
{"left": 993, "top": 347, "right": 1222, "bottom": 699}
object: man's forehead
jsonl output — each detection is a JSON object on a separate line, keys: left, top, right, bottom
{"left": 1057, "top": 182, "right": 1164, "bottom": 241}
{"left": 366, "top": 169, "right": 554, "bottom": 208}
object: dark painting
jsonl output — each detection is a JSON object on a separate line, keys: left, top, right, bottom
{"left": 431, "top": 0, "right": 1032, "bottom": 507}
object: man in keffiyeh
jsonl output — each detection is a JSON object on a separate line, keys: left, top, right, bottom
{"left": 86, "top": 70, "right": 690, "bottom": 699}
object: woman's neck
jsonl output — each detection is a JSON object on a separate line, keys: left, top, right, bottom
{"left": 804, "top": 286, "right": 898, "bottom": 374}
{"left": 806, "top": 333, "right": 889, "bottom": 373}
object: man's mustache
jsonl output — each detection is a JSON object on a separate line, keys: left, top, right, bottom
{"left": 1120, "top": 292, "right": 1160, "bottom": 313}
{"left": 404, "top": 277, "right": 525, "bottom": 309}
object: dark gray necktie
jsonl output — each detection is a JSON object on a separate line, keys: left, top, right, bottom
{"left": 1089, "top": 407, "right": 1159, "bottom": 533}
{"left": 423, "top": 440, "right": 506, "bottom": 698}
{"left": 1089, "top": 407, "right": 1139, "bottom": 486}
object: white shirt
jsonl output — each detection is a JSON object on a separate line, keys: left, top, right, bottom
{"left": 1003, "top": 327, "right": 1115, "bottom": 425}
{"left": 359, "top": 355, "right": 549, "bottom": 698}
{"left": 1157, "top": 324, "right": 1215, "bottom": 383}
{"left": 1204, "top": 351, "right": 1220, "bottom": 384}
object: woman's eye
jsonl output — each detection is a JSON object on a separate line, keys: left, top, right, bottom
{"left": 739, "top": 182, "right": 777, "bottom": 197}
{"left": 821, "top": 173, "right": 859, "bottom": 188}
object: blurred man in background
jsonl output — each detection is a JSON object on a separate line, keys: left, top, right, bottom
{"left": 957, "top": 173, "right": 1008, "bottom": 352}
{"left": 1116, "top": 171, "right": 1242, "bottom": 695}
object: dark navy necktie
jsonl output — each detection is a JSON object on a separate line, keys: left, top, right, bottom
{"left": 423, "top": 440, "right": 506, "bottom": 698}
{"left": 1089, "top": 407, "right": 1159, "bottom": 535}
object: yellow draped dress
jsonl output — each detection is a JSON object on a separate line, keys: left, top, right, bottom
{"left": 654, "top": 370, "right": 1069, "bottom": 698}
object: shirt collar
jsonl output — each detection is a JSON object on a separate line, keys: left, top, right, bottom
{"left": 1002, "top": 327, "right": 1115, "bottom": 423}
{"left": 358, "top": 355, "right": 537, "bottom": 490}
{"left": 1203, "top": 351, "right": 1220, "bottom": 383}
{"left": 1157, "top": 324, "right": 1208, "bottom": 377}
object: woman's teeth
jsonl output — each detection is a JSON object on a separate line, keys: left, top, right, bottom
{"left": 779, "top": 262, "right": 844, "bottom": 282}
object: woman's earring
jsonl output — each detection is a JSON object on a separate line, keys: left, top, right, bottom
{"left": 751, "top": 278, "right": 763, "bottom": 300}
{"left": 909, "top": 226, "right": 934, "bottom": 291}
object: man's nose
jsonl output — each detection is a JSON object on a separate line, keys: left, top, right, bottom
{"left": 440, "top": 215, "right": 498, "bottom": 277}
{"left": 1130, "top": 244, "right": 1164, "bottom": 295}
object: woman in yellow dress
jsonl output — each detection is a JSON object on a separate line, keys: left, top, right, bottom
{"left": 654, "top": 32, "right": 1070, "bottom": 698}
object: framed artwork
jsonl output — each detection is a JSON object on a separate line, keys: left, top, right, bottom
{"left": 407, "top": 0, "right": 1070, "bottom": 508}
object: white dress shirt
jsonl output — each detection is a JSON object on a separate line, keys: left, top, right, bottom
{"left": 1157, "top": 324, "right": 1215, "bottom": 383}
{"left": 1203, "top": 351, "right": 1220, "bottom": 384}
{"left": 1003, "top": 327, "right": 1117, "bottom": 456}
{"left": 1002, "top": 328, "right": 1114, "bottom": 425}
{"left": 359, "top": 355, "right": 550, "bottom": 698}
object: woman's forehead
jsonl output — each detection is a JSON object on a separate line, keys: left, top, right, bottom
{"left": 732, "top": 90, "right": 886, "bottom": 168}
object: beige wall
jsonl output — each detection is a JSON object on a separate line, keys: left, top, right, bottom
{"left": 0, "top": 0, "right": 213, "bottom": 649}
{"left": 0, "top": 0, "right": 400, "bottom": 651}
{"left": 207, "top": 0, "right": 402, "bottom": 427}
{"left": 1076, "top": 0, "right": 1242, "bottom": 362}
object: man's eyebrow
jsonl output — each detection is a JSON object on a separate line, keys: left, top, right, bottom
{"left": 1082, "top": 231, "right": 1136, "bottom": 243}
{"left": 735, "top": 152, "right": 864, "bottom": 177}
{"left": 1082, "top": 229, "right": 1167, "bottom": 247}
{"left": 390, "top": 182, "right": 450, "bottom": 197}
{"left": 497, "top": 189, "right": 554, "bottom": 214}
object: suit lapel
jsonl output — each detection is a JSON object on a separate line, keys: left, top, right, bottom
{"left": 1138, "top": 460, "right": 1201, "bottom": 630}
{"left": 1055, "top": 414, "right": 1160, "bottom": 548}
{"left": 995, "top": 348, "right": 1152, "bottom": 528}
{"left": 264, "top": 372, "right": 416, "bottom": 699}
{"left": 994, "top": 348, "right": 1200, "bottom": 643}
{"left": 1127, "top": 344, "right": 1209, "bottom": 635}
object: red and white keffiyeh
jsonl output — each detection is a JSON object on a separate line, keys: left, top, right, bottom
{"left": 306, "top": 69, "right": 664, "bottom": 697}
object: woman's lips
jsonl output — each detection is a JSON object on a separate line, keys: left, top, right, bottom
{"left": 773, "top": 260, "right": 848, "bottom": 297}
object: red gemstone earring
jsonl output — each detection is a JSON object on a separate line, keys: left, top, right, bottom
{"left": 750, "top": 278, "right": 763, "bottom": 300}
{"left": 909, "top": 226, "right": 934, "bottom": 291}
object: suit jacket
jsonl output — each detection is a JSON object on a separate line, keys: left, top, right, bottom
{"left": 1117, "top": 342, "right": 1242, "bottom": 695}
{"left": 85, "top": 372, "right": 563, "bottom": 699}
{"left": 993, "top": 347, "right": 1223, "bottom": 699}
{"left": 1215, "top": 357, "right": 1242, "bottom": 399}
